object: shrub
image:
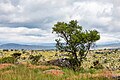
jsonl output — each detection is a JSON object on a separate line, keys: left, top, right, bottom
{"left": 29, "top": 55, "right": 42, "bottom": 64}
{"left": 92, "top": 60, "right": 104, "bottom": 69}
{"left": 0, "top": 57, "right": 16, "bottom": 63}
{"left": 11, "top": 53, "right": 21, "bottom": 58}
{"left": 87, "top": 68, "right": 96, "bottom": 74}
{"left": 103, "top": 59, "right": 109, "bottom": 63}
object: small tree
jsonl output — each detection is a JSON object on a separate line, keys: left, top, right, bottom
{"left": 52, "top": 20, "right": 100, "bottom": 71}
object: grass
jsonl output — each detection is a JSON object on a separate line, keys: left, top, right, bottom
{"left": 0, "top": 49, "right": 119, "bottom": 80}
{"left": 0, "top": 64, "right": 115, "bottom": 80}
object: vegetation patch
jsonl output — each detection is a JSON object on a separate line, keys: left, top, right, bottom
{"left": 43, "top": 69, "right": 64, "bottom": 76}
{"left": 0, "top": 57, "right": 16, "bottom": 64}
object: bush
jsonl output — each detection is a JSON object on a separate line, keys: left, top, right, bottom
{"left": 0, "top": 57, "right": 16, "bottom": 63}
{"left": 11, "top": 53, "right": 21, "bottom": 58}
{"left": 87, "top": 68, "right": 96, "bottom": 74}
{"left": 103, "top": 59, "right": 109, "bottom": 63}
{"left": 29, "top": 55, "right": 42, "bottom": 64}
{"left": 92, "top": 60, "right": 104, "bottom": 69}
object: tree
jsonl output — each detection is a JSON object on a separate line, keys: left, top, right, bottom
{"left": 52, "top": 20, "right": 100, "bottom": 71}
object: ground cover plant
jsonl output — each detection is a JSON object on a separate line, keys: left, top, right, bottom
{"left": 0, "top": 49, "right": 120, "bottom": 80}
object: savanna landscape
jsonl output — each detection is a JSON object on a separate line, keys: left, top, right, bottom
{"left": 0, "top": 49, "right": 120, "bottom": 80}
{"left": 0, "top": 0, "right": 120, "bottom": 80}
{"left": 0, "top": 20, "right": 120, "bottom": 80}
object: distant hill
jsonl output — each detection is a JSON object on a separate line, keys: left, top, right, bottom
{"left": 0, "top": 43, "right": 56, "bottom": 50}
{"left": 0, "top": 42, "right": 120, "bottom": 50}
{"left": 95, "top": 42, "right": 120, "bottom": 49}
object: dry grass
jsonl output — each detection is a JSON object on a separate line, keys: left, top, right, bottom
{"left": 66, "top": 70, "right": 116, "bottom": 80}
{"left": 0, "top": 63, "right": 14, "bottom": 70}
{"left": 43, "top": 69, "right": 64, "bottom": 76}
{"left": 28, "top": 64, "right": 60, "bottom": 70}
{"left": 1, "top": 70, "right": 13, "bottom": 75}
{"left": 0, "top": 64, "right": 116, "bottom": 80}
{"left": 0, "top": 49, "right": 119, "bottom": 80}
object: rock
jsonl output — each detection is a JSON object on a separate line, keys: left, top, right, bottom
{"left": 112, "top": 76, "right": 120, "bottom": 80}
{"left": 47, "top": 58, "right": 70, "bottom": 67}
{"left": 112, "top": 73, "right": 120, "bottom": 80}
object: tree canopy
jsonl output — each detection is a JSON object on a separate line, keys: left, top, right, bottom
{"left": 52, "top": 20, "right": 100, "bottom": 70}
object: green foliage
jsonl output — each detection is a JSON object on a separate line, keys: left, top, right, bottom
{"left": 92, "top": 60, "right": 104, "bottom": 69}
{"left": 0, "top": 57, "right": 16, "bottom": 63}
{"left": 29, "top": 55, "right": 42, "bottom": 64}
{"left": 52, "top": 20, "right": 100, "bottom": 70}
{"left": 11, "top": 52, "right": 21, "bottom": 58}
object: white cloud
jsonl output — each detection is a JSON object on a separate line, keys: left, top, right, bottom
{"left": 0, "top": 0, "right": 120, "bottom": 44}
{"left": 0, "top": 1, "right": 16, "bottom": 14}
{"left": 97, "top": 34, "right": 120, "bottom": 44}
{"left": 71, "top": 2, "right": 113, "bottom": 27}
{"left": 0, "top": 27, "right": 56, "bottom": 44}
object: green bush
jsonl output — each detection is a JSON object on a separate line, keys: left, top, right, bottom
{"left": 11, "top": 52, "right": 21, "bottom": 58}
{"left": 93, "top": 60, "right": 104, "bottom": 69}
{"left": 87, "top": 68, "right": 96, "bottom": 74}
{"left": 103, "top": 59, "right": 109, "bottom": 63}
{"left": 0, "top": 57, "right": 16, "bottom": 63}
{"left": 29, "top": 55, "right": 42, "bottom": 64}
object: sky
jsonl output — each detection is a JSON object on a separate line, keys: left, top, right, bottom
{"left": 0, "top": 0, "right": 120, "bottom": 45}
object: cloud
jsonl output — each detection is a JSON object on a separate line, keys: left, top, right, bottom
{"left": 0, "top": 27, "right": 56, "bottom": 44}
{"left": 96, "top": 33, "right": 120, "bottom": 44}
{"left": 0, "top": 0, "right": 120, "bottom": 44}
